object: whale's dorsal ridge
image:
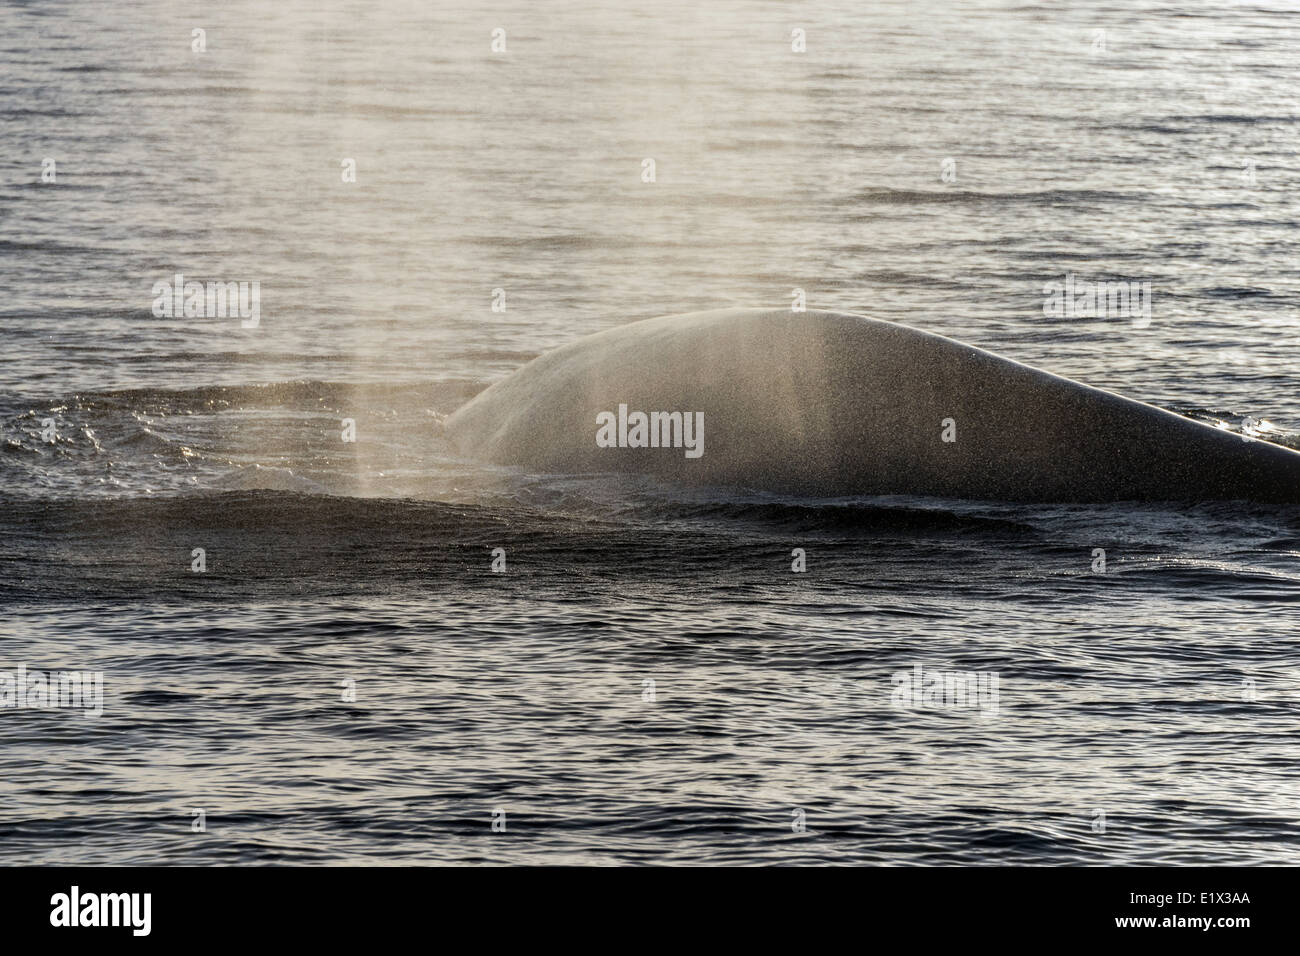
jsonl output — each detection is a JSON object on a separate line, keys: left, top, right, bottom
{"left": 446, "top": 307, "right": 1300, "bottom": 503}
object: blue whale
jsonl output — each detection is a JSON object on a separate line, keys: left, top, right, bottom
{"left": 445, "top": 308, "right": 1300, "bottom": 503}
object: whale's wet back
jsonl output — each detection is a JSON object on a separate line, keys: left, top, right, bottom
{"left": 447, "top": 309, "right": 1300, "bottom": 503}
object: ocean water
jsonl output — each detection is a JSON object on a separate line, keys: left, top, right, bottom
{"left": 1, "top": 0, "right": 1299, "bottom": 865}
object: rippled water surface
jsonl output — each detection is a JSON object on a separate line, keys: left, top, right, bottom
{"left": 1, "top": 0, "right": 1298, "bottom": 864}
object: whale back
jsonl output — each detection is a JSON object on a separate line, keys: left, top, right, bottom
{"left": 445, "top": 308, "right": 1300, "bottom": 502}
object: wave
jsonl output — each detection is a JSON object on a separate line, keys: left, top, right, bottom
{"left": 0, "top": 487, "right": 1296, "bottom": 612}
{"left": 847, "top": 187, "right": 1148, "bottom": 207}
{"left": 60, "top": 380, "right": 483, "bottom": 416}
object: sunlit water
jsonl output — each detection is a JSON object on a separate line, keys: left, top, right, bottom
{"left": 1, "top": 0, "right": 1298, "bottom": 864}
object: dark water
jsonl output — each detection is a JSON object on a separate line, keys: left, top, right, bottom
{"left": 2, "top": 0, "right": 1299, "bottom": 864}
